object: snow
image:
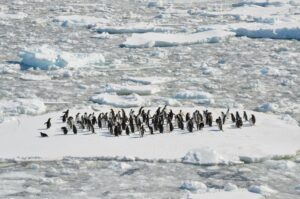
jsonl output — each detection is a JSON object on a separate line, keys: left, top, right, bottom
{"left": 19, "top": 73, "right": 51, "bottom": 81}
{"left": 90, "top": 93, "right": 145, "bottom": 108}
{"left": 0, "top": 12, "right": 27, "bottom": 20}
{"left": 232, "top": 0, "right": 292, "bottom": 7}
{"left": 18, "top": 45, "right": 105, "bottom": 70}
{"left": 120, "top": 30, "right": 235, "bottom": 48}
{"left": 105, "top": 83, "right": 160, "bottom": 95}
{"left": 93, "top": 22, "right": 173, "bottom": 34}
{"left": 224, "top": 183, "right": 239, "bottom": 191}
{"left": 0, "top": 98, "right": 46, "bottom": 118}
{"left": 248, "top": 185, "right": 278, "bottom": 196}
{"left": 0, "top": 107, "right": 299, "bottom": 165}
{"left": 187, "top": 189, "right": 263, "bottom": 199}
{"left": 53, "top": 15, "right": 108, "bottom": 27}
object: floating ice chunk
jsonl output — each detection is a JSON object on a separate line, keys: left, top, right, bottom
{"left": 182, "top": 148, "right": 239, "bottom": 165}
{"left": 279, "top": 114, "right": 298, "bottom": 126}
{"left": 233, "top": 0, "right": 291, "bottom": 7}
{"left": 260, "top": 67, "right": 280, "bottom": 76}
{"left": 123, "top": 76, "right": 173, "bottom": 85}
{"left": 180, "top": 181, "right": 207, "bottom": 193}
{"left": 94, "top": 22, "right": 173, "bottom": 34}
{"left": 90, "top": 93, "right": 145, "bottom": 108}
{"left": 20, "top": 73, "right": 51, "bottom": 81}
{"left": 105, "top": 83, "right": 160, "bottom": 95}
{"left": 175, "top": 90, "right": 214, "bottom": 105}
{"left": 264, "top": 160, "right": 296, "bottom": 170}
{"left": 256, "top": 102, "right": 278, "bottom": 112}
{"left": 295, "top": 185, "right": 300, "bottom": 193}
{"left": 91, "top": 32, "right": 111, "bottom": 39}
{"left": 120, "top": 30, "right": 235, "bottom": 48}
{"left": 187, "top": 189, "right": 264, "bottom": 199}
{"left": 0, "top": 98, "right": 46, "bottom": 116}
{"left": 0, "top": 12, "right": 27, "bottom": 20}
{"left": 232, "top": 22, "right": 300, "bottom": 40}
{"left": 164, "top": 98, "right": 182, "bottom": 107}
{"left": 248, "top": 185, "right": 278, "bottom": 196}
{"left": 18, "top": 45, "right": 105, "bottom": 70}
{"left": 109, "top": 161, "right": 132, "bottom": 171}
{"left": 53, "top": 15, "right": 108, "bottom": 27}
{"left": 224, "top": 183, "right": 239, "bottom": 191}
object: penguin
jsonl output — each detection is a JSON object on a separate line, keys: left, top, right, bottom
{"left": 73, "top": 125, "right": 77, "bottom": 134}
{"left": 187, "top": 119, "right": 194, "bottom": 132}
{"left": 63, "top": 109, "right": 69, "bottom": 118}
{"left": 114, "top": 125, "right": 119, "bottom": 137}
{"left": 185, "top": 112, "right": 190, "bottom": 122}
{"left": 207, "top": 113, "right": 213, "bottom": 127}
{"left": 67, "top": 117, "right": 74, "bottom": 129}
{"left": 243, "top": 111, "right": 248, "bottom": 121}
{"left": 250, "top": 114, "right": 256, "bottom": 125}
{"left": 98, "top": 116, "right": 102, "bottom": 129}
{"left": 199, "top": 122, "right": 204, "bottom": 130}
{"left": 169, "top": 120, "right": 174, "bottom": 132}
{"left": 61, "top": 127, "right": 68, "bottom": 135}
{"left": 44, "top": 118, "right": 51, "bottom": 129}
{"left": 40, "top": 132, "right": 48, "bottom": 137}
{"left": 140, "top": 125, "right": 145, "bottom": 137}
{"left": 236, "top": 118, "right": 243, "bottom": 128}
{"left": 61, "top": 114, "right": 67, "bottom": 123}
{"left": 158, "top": 121, "right": 164, "bottom": 133}
{"left": 231, "top": 113, "right": 236, "bottom": 123}
{"left": 148, "top": 125, "right": 154, "bottom": 135}
{"left": 125, "top": 125, "right": 130, "bottom": 135}
{"left": 216, "top": 117, "right": 223, "bottom": 131}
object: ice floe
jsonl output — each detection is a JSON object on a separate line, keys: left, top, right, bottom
{"left": 187, "top": 189, "right": 263, "bottom": 199}
{"left": 122, "top": 76, "right": 173, "bottom": 85}
{"left": 90, "top": 93, "right": 145, "bottom": 108}
{"left": 93, "top": 22, "right": 173, "bottom": 34}
{"left": 120, "top": 30, "right": 235, "bottom": 48}
{"left": 18, "top": 45, "right": 105, "bottom": 70}
{"left": 0, "top": 12, "right": 27, "bottom": 20}
{"left": 248, "top": 185, "right": 278, "bottom": 196}
{"left": 175, "top": 90, "right": 214, "bottom": 105}
{"left": 0, "top": 98, "right": 46, "bottom": 118}
{"left": 180, "top": 181, "right": 207, "bottom": 193}
{"left": 53, "top": 15, "right": 109, "bottom": 27}
{"left": 105, "top": 83, "right": 160, "bottom": 95}
{"left": 255, "top": 102, "right": 279, "bottom": 112}
{"left": 0, "top": 107, "right": 299, "bottom": 164}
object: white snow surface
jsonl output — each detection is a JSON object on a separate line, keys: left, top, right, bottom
{"left": 0, "top": 107, "right": 299, "bottom": 164}
{"left": 93, "top": 22, "right": 173, "bottom": 34}
{"left": 248, "top": 185, "right": 278, "bottom": 196}
{"left": 18, "top": 45, "right": 105, "bottom": 70}
{"left": 122, "top": 76, "right": 173, "bottom": 85}
{"left": 120, "top": 30, "right": 235, "bottom": 48}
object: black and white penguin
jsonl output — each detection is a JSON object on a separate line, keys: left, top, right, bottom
{"left": 148, "top": 125, "right": 154, "bottom": 135}
{"left": 125, "top": 125, "right": 130, "bottom": 135}
{"left": 236, "top": 118, "right": 243, "bottom": 128}
{"left": 73, "top": 125, "right": 77, "bottom": 134}
{"left": 140, "top": 125, "right": 145, "bottom": 137}
{"left": 250, "top": 114, "right": 256, "bottom": 125}
{"left": 44, "top": 118, "right": 51, "bottom": 129}
{"left": 231, "top": 113, "right": 236, "bottom": 123}
{"left": 61, "top": 127, "right": 68, "bottom": 135}
{"left": 216, "top": 117, "right": 223, "bottom": 131}
{"left": 243, "top": 111, "right": 248, "bottom": 121}
{"left": 40, "top": 132, "right": 48, "bottom": 137}
{"left": 187, "top": 118, "right": 194, "bottom": 132}
{"left": 207, "top": 113, "right": 213, "bottom": 127}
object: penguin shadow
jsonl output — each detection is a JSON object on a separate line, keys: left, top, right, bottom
{"left": 37, "top": 128, "right": 48, "bottom": 131}
{"left": 208, "top": 129, "right": 221, "bottom": 132}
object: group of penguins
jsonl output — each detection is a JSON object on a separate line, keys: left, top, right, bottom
{"left": 40, "top": 106, "right": 256, "bottom": 138}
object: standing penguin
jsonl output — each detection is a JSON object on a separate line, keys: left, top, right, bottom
{"left": 231, "top": 113, "right": 236, "bottom": 123}
{"left": 216, "top": 117, "right": 223, "bottom": 131}
{"left": 73, "top": 125, "right": 77, "bottom": 134}
{"left": 148, "top": 125, "right": 154, "bottom": 135}
{"left": 250, "top": 114, "right": 256, "bottom": 125}
{"left": 125, "top": 125, "right": 130, "bottom": 135}
{"left": 140, "top": 125, "right": 145, "bottom": 137}
{"left": 187, "top": 119, "right": 194, "bottom": 132}
{"left": 61, "top": 127, "right": 68, "bottom": 135}
{"left": 44, "top": 118, "right": 51, "bottom": 129}
{"left": 243, "top": 111, "right": 248, "bottom": 121}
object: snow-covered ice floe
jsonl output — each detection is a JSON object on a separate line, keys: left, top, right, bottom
{"left": 18, "top": 45, "right": 105, "bottom": 70}
{"left": 175, "top": 90, "right": 214, "bottom": 105}
{"left": 0, "top": 12, "right": 27, "bottom": 20}
{"left": 120, "top": 30, "right": 235, "bottom": 48}
{"left": 90, "top": 93, "right": 145, "bottom": 108}
{"left": 105, "top": 83, "right": 160, "bottom": 95}
{"left": 187, "top": 189, "right": 263, "bottom": 199}
{"left": 0, "top": 107, "right": 299, "bottom": 165}
{"left": 93, "top": 22, "right": 173, "bottom": 34}
{"left": 122, "top": 76, "right": 173, "bottom": 85}
{"left": 0, "top": 98, "right": 46, "bottom": 118}
{"left": 53, "top": 15, "right": 109, "bottom": 27}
